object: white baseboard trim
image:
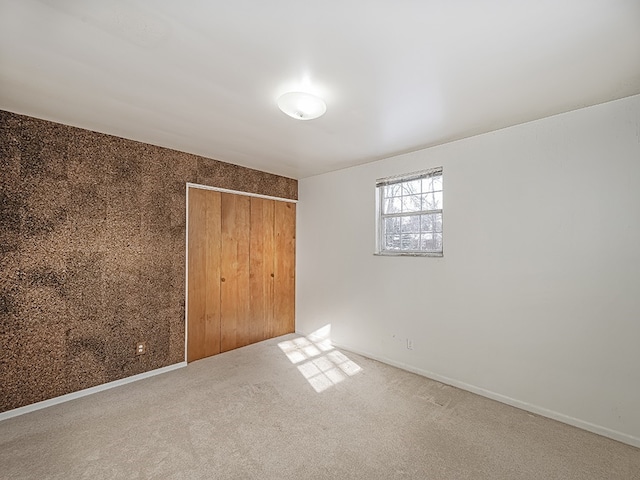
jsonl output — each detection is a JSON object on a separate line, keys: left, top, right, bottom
{"left": 0, "top": 362, "right": 187, "bottom": 422}
{"left": 328, "top": 340, "right": 640, "bottom": 449}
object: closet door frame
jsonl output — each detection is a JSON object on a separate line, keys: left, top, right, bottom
{"left": 184, "top": 183, "right": 297, "bottom": 362}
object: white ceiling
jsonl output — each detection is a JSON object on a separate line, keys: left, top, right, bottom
{"left": 1, "top": 1, "right": 639, "bottom": 179}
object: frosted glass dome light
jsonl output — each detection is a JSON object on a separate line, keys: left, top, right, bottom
{"left": 277, "top": 92, "right": 326, "bottom": 120}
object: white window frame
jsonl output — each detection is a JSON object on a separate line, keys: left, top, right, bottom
{"left": 375, "top": 167, "right": 443, "bottom": 257}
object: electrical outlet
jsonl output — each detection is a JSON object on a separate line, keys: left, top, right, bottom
{"left": 136, "top": 342, "right": 147, "bottom": 355}
{"left": 407, "top": 339, "right": 413, "bottom": 350}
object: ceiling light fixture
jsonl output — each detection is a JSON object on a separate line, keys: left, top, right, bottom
{"left": 277, "top": 92, "right": 326, "bottom": 120}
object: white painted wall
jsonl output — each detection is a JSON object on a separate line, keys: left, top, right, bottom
{"left": 296, "top": 94, "right": 640, "bottom": 446}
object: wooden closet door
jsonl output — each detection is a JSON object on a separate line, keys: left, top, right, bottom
{"left": 220, "top": 193, "right": 252, "bottom": 352}
{"left": 250, "top": 197, "right": 275, "bottom": 343}
{"left": 273, "top": 201, "right": 296, "bottom": 336}
{"left": 187, "top": 188, "right": 221, "bottom": 362}
{"left": 188, "top": 189, "right": 295, "bottom": 362}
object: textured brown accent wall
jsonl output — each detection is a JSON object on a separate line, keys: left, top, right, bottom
{"left": 0, "top": 110, "right": 297, "bottom": 412}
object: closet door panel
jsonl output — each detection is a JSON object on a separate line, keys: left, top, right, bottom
{"left": 220, "top": 193, "right": 251, "bottom": 352}
{"left": 250, "top": 197, "right": 275, "bottom": 343}
{"left": 187, "top": 188, "right": 221, "bottom": 362}
{"left": 273, "top": 201, "right": 296, "bottom": 337}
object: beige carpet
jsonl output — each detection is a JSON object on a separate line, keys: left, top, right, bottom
{"left": 1, "top": 333, "right": 638, "bottom": 479}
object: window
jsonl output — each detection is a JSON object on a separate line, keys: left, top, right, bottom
{"left": 375, "top": 167, "right": 443, "bottom": 256}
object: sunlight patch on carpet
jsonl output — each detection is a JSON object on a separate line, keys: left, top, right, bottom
{"left": 277, "top": 325, "right": 362, "bottom": 393}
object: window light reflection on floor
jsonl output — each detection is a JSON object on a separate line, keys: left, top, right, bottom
{"left": 277, "top": 325, "right": 362, "bottom": 393}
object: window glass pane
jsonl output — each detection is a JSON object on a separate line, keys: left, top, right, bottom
{"left": 423, "top": 175, "right": 442, "bottom": 193}
{"left": 401, "top": 194, "right": 422, "bottom": 213}
{"left": 434, "top": 232, "right": 443, "bottom": 251}
{"left": 383, "top": 217, "right": 401, "bottom": 235}
{"left": 385, "top": 235, "right": 401, "bottom": 250}
{"left": 421, "top": 192, "right": 442, "bottom": 210}
{"left": 383, "top": 196, "right": 401, "bottom": 214}
{"left": 401, "top": 233, "right": 420, "bottom": 250}
{"left": 401, "top": 179, "right": 421, "bottom": 195}
{"left": 384, "top": 184, "right": 402, "bottom": 198}
{"left": 401, "top": 215, "right": 420, "bottom": 233}
{"left": 435, "top": 191, "right": 443, "bottom": 208}
{"left": 421, "top": 232, "right": 433, "bottom": 245}
{"left": 421, "top": 233, "right": 442, "bottom": 252}
{"left": 421, "top": 213, "right": 442, "bottom": 233}
{"left": 420, "top": 234, "right": 437, "bottom": 252}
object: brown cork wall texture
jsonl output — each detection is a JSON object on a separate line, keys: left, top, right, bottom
{"left": 0, "top": 110, "right": 297, "bottom": 412}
